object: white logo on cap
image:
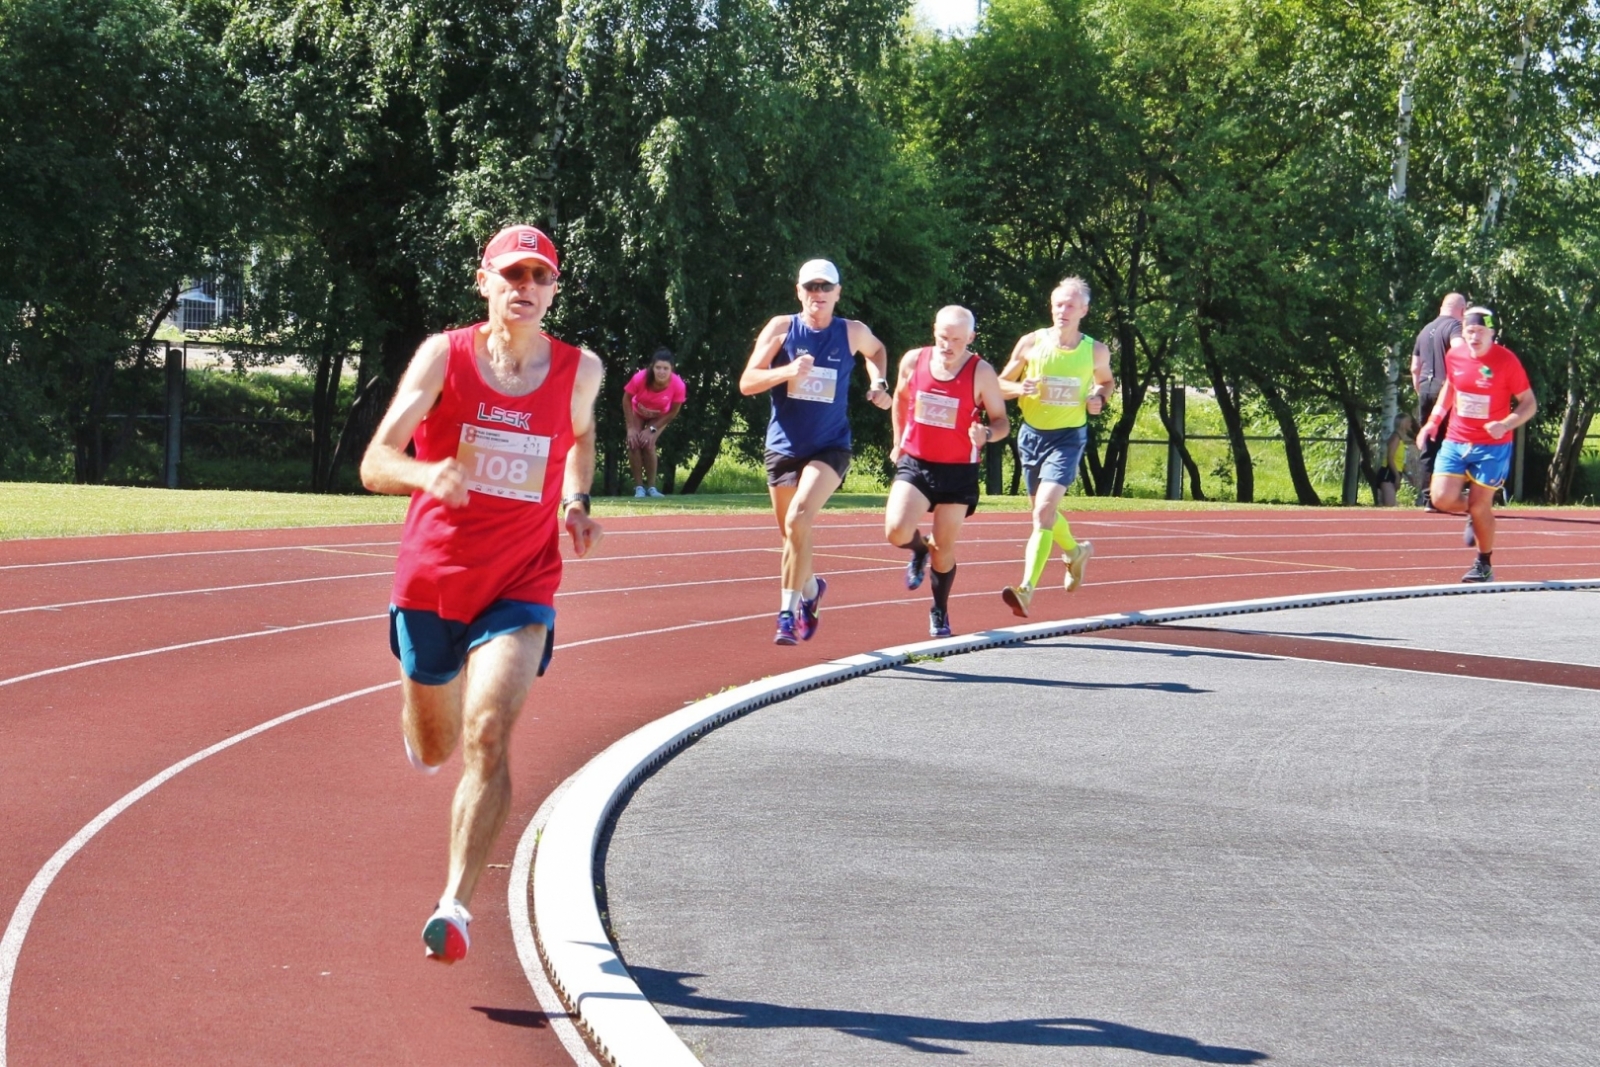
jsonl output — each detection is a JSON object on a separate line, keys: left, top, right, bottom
{"left": 518, "top": 231, "right": 539, "bottom": 249}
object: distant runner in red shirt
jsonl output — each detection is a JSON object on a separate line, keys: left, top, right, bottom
{"left": 1415, "top": 306, "right": 1537, "bottom": 583}
{"left": 360, "top": 225, "right": 604, "bottom": 964}
{"left": 884, "top": 306, "right": 1010, "bottom": 637}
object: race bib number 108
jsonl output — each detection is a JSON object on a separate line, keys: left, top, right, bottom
{"left": 458, "top": 424, "right": 551, "bottom": 502}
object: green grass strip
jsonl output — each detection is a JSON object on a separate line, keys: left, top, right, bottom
{"left": 0, "top": 482, "right": 1335, "bottom": 541}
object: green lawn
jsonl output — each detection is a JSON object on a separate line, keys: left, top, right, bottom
{"left": 0, "top": 480, "right": 1318, "bottom": 540}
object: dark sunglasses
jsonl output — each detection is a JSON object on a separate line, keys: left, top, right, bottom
{"left": 490, "top": 263, "right": 559, "bottom": 286}
{"left": 802, "top": 281, "right": 837, "bottom": 293}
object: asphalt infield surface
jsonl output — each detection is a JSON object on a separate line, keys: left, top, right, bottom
{"left": 604, "top": 589, "right": 1600, "bottom": 1066}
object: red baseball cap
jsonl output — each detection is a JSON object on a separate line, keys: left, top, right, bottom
{"left": 481, "top": 225, "right": 560, "bottom": 275}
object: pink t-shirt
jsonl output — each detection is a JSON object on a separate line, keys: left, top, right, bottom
{"left": 625, "top": 369, "right": 686, "bottom": 419}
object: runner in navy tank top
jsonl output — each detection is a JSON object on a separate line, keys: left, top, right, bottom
{"left": 884, "top": 306, "right": 1011, "bottom": 637}
{"left": 740, "top": 258, "right": 892, "bottom": 645}
{"left": 361, "top": 225, "right": 605, "bottom": 965}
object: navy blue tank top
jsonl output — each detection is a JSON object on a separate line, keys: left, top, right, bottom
{"left": 765, "top": 315, "right": 854, "bottom": 456}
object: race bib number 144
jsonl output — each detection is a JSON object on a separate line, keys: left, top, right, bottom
{"left": 458, "top": 424, "right": 551, "bottom": 502}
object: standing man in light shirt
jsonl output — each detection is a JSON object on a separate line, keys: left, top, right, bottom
{"left": 740, "top": 259, "right": 892, "bottom": 645}
{"left": 360, "top": 224, "right": 604, "bottom": 964}
{"left": 996, "top": 276, "right": 1115, "bottom": 618}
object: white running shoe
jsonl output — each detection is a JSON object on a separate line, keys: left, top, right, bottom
{"left": 647, "top": 486, "right": 665, "bottom": 497}
{"left": 634, "top": 485, "right": 647, "bottom": 498}
{"left": 1065, "top": 541, "right": 1094, "bottom": 592}
{"left": 422, "top": 898, "right": 472, "bottom": 963}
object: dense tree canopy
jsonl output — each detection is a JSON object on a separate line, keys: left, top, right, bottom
{"left": 4, "top": 0, "right": 1599, "bottom": 500}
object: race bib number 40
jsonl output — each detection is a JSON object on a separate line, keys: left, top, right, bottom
{"left": 1455, "top": 391, "right": 1492, "bottom": 420}
{"left": 787, "top": 365, "right": 838, "bottom": 404}
{"left": 458, "top": 424, "right": 551, "bottom": 502}
{"left": 914, "top": 390, "right": 961, "bottom": 430}
{"left": 1040, "top": 376, "right": 1083, "bottom": 406}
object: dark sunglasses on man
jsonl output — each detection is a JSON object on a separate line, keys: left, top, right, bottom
{"left": 802, "top": 281, "right": 837, "bottom": 293}
{"left": 490, "top": 263, "right": 559, "bottom": 286}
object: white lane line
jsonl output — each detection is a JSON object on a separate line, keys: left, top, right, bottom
{"left": 0, "top": 542, "right": 400, "bottom": 572}
{"left": 0, "top": 614, "right": 386, "bottom": 689}
{"left": 0, "top": 681, "right": 398, "bottom": 1067}
{"left": 0, "top": 572, "right": 393, "bottom": 616}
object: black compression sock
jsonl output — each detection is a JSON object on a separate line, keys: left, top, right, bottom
{"left": 930, "top": 564, "right": 956, "bottom": 612}
{"left": 1478, "top": 552, "right": 1491, "bottom": 566}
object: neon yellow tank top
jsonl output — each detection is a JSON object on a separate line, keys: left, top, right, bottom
{"left": 1018, "top": 331, "right": 1096, "bottom": 430}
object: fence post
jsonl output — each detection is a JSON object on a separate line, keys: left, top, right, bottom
{"left": 1512, "top": 424, "right": 1525, "bottom": 501}
{"left": 164, "top": 347, "right": 184, "bottom": 489}
{"left": 1342, "top": 429, "right": 1360, "bottom": 505}
{"left": 1165, "top": 380, "right": 1185, "bottom": 501}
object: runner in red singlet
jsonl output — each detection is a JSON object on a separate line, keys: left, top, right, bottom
{"left": 884, "top": 306, "right": 1010, "bottom": 637}
{"left": 360, "top": 224, "right": 604, "bottom": 964}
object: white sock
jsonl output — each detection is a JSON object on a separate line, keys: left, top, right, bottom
{"left": 802, "top": 576, "right": 819, "bottom": 600}
{"left": 780, "top": 589, "right": 800, "bottom": 613}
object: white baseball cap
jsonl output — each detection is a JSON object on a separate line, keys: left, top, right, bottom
{"left": 797, "top": 259, "right": 840, "bottom": 286}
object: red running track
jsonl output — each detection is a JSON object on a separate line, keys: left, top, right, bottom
{"left": 2, "top": 508, "right": 1597, "bottom": 1065}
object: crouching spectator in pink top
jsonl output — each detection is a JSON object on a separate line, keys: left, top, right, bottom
{"left": 624, "top": 347, "right": 687, "bottom": 497}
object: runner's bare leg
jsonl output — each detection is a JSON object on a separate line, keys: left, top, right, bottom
{"left": 441, "top": 623, "right": 545, "bottom": 908}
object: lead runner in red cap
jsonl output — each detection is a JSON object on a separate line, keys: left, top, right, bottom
{"left": 360, "top": 224, "right": 604, "bottom": 964}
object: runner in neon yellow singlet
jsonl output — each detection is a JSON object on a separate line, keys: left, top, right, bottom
{"left": 996, "top": 277, "right": 1115, "bottom": 618}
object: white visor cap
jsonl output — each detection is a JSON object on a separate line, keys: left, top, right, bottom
{"left": 797, "top": 259, "right": 840, "bottom": 286}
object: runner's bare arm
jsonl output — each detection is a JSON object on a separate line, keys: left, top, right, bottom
{"left": 996, "top": 332, "right": 1038, "bottom": 399}
{"left": 564, "top": 348, "right": 605, "bottom": 557}
{"left": 849, "top": 320, "right": 893, "bottom": 410}
{"left": 1087, "top": 340, "right": 1116, "bottom": 415}
{"left": 359, "top": 334, "right": 467, "bottom": 507}
{"left": 1485, "top": 387, "right": 1538, "bottom": 440}
{"left": 971, "top": 360, "right": 1011, "bottom": 447}
{"left": 888, "top": 349, "right": 919, "bottom": 461}
{"left": 1417, "top": 379, "right": 1456, "bottom": 449}
{"left": 622, "top": 386, "right": 644, "bottom": 448}
{"left": 739, "top": 316, "right": 807, "bottom": 395}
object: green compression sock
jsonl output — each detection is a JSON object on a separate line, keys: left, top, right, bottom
{"left": 1049, "top": 514, "right": 1077, "bottom": 554}
{"left": 1024, "top": 528, "right": 1052, "bottom": 589}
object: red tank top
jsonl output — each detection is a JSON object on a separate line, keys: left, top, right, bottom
{"left": 899, "top": 347, "right": 982, "bottom": 464}
{"left": 392, "top": 324, "right": 580, "bottom": 622}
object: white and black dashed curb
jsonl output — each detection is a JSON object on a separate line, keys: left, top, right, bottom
{"left": 522, "top": 579, "right": 1600, "bottom": 1066}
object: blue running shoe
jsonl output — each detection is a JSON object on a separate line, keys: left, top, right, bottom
{"left": 774, "top": 610, "right": 798, "bottom": 645}
{"left": 797, "top": 576, "right": 827, "bottom": 641}
{"left": 929, "top": 607, "right": 952, "bottom": 638}
{"left": 905, "top": 542, "right": 929, "bottom": 590}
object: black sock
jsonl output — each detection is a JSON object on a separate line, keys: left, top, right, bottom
{"left": 931, "top": 564, "right": 956, "bottom": 612}
{"left": 1478, "top": 552, "right": 1491, "bottom": 566}
{"left": 899, "top": 529, "right": 928, "bottom": 555}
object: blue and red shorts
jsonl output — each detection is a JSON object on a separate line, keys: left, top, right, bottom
{"left": 389, "top": 599, "right": 556, "bottom": 685}
{"left": 1435, "top": 440, "right": 1512, "bottom": 490}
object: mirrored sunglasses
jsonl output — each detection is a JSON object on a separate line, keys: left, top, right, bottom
{"left": 491, "top": 263, "right": 559, "bottom": 286}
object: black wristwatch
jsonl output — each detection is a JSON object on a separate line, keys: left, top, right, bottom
{"left": 560, "top": 493, "right": 591, "bottom": 515}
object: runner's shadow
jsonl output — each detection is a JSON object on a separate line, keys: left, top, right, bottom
{"left": 632, "top": 967, "right": 1267, "bottom": 1062}
{"left": 893, "top": 663, "right": 1211, "bottom": 694}
{"left": 471, "top": 1006, "right": 547, "bottom": 1029}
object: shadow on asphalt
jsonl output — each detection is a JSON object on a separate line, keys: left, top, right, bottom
{"left": 472, "top": 1006, "right": 548, "bottom": 1029}
{"left": 892, "top": 662, "right": 1213, "bottom": 694}
{"left": 634, "top": 967, "right": 1267, "bottom": 1062}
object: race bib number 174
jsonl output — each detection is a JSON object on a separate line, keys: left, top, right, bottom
{"left": 458, "top": 424, "right": 551, "bottom": 502}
